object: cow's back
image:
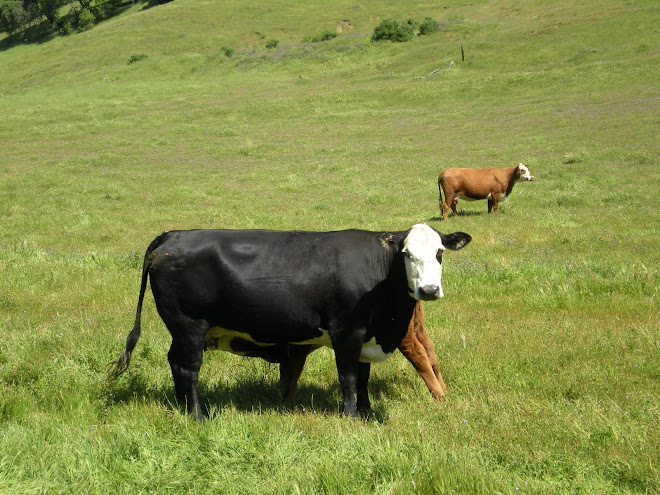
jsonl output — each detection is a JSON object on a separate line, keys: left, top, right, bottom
{"left": 439, "top": 167, "right": 509, "bottom": 198}
{"left": 146, "top": 229, "right": 396, "bottom": 343}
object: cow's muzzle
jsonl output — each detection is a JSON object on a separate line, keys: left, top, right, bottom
{"left": 418, "top": 285, "right": 442, "bottom": 300}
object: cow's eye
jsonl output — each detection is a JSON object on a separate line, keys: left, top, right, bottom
{"left": 436, "top": 250, "right": 443, "bottom": 262}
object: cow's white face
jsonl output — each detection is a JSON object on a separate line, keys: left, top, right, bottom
{"left": 518, "top": 163, "right": 534, "bottom": 181}
{"left": 403, "top": 224, "right": 446, "bottom": 301}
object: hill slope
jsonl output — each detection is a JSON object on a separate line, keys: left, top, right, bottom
{"left": 0, "top": 0, "right": 658, "bottom": 493}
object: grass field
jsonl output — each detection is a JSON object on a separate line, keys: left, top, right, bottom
{"left": 1, "top": 0, "right": 659, "bottom": 493}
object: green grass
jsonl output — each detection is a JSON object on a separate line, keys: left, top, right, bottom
{"left": 1, "top": 0, "right": 659, "bottom": 493}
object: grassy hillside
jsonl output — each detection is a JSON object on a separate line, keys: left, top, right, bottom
{"left": 1, "top": 0, "right": 659, "bottom": 493}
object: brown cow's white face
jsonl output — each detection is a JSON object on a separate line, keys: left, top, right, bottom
{"left": 518, "top": 163, "right": 534, "bottom": 181}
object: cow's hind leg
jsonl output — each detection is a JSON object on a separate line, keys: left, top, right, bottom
{"left": 166, "top": 322, "right": 207, "bottom": 421}
{"left": 451, "top": 197, "right": 459, "bottom": 217}
{"left": 279, "top": 345, "right": 314, "bottom": 404}
{"left": 443, "top": 194, "right": 457, "bottom": 221}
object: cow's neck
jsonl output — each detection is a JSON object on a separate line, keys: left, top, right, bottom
{"left": 365, "top": 251, "right": 417, "bottom": 354}
{"left": 505, "top": 166, "right": 520, "bottom": 196}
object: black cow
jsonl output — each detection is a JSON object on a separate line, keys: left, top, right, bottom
{"left": 108, "top": 224, "right": 471, "bottom": 419}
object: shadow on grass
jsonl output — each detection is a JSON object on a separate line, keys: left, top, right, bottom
{"left": 140, "top": 0, "right": 174, "bottom": 11}
{"left": 0, "top": 20, "right": 56, "bottom": 51}
{"left": 105, "top": 372, "right": 400, "bottom": 422}
{"left": 427, "top": 210, "right": 493, "bottom": 222}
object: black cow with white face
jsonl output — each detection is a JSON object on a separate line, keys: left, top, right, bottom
{"left": 109, "top": 224, "right": 471, "bottom": 419}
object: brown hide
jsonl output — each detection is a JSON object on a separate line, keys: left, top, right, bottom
{"left": 438, "top": 165, "right": 533, "bottom": 220}
{"left": 398, "top": 301, "right": 447, "bottom": 400}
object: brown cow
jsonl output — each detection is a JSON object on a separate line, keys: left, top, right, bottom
{"left": 277, "top": 301, "right": 448, "bottom": 404}
{"left": 438, "top": 163, "right": 534, "bottom": 220}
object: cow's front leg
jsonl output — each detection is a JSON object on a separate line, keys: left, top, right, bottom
{"left": 356, "top": 362, "right": 371, "bottom": 415}
{"left": 490, "top": 194, "right": 502, "bottom": 215}
{"left": 333, "top": 331, "right": 365, "bottom": 417}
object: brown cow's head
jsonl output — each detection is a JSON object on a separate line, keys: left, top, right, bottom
{"left": 518, "top": 163, "right": 534, "bottom": 181}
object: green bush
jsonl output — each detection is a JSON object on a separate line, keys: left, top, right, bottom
{"left": 418, "top": 17, "right": 439, "bottom": 35}
{"left": 371, "top": 19, "right": 414, "bottom": 42}
{"left": 221, "top": 46, "right": 234, "bottom": 57}
{"left": 127, "top": 54, "right": 148, "bottom": 64}
{"left": 58, "top": 17, "right": 72, "bottom": 35}
{"left": 76, "top": 8, "right": 94, "bottom": 31}
{"left": 303, "top": 30, "right": 337, "bottom": 43}
{"left": 265, "top": 39, "right": 279, "bottom": 49}
{"left": 405, "top": 18, "right": 419, "bottom": 30}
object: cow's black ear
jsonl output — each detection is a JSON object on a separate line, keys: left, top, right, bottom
{"left": 441, "top": 232, "right": 471, "bottom": 251}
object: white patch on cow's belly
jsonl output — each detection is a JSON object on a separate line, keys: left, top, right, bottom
{"left": 298, "top": 329, "right": 333, "bottom": 347}
{"left": 205, "top": 326, "right": 276, "bottom": 355}
{"left": 359, "top": 337, "right": 392, "bottom": 363}
{"left": 205, "top": 327, "right": 391, "bottom": 363}
{"left": 301, "top": 331, "right": 391, "bottom": 363}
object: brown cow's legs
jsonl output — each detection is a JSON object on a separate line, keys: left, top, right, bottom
{"left": 442, "top": 195, "right": 458, "bottom": 221}
{"left": 398, "top": 303, "right": 446, "bottom": 400}
{"left": 415, "top": 323, "right": 447, "bottom": 393}
{"left": 399, "top": 332, "right": 446, "bottom": 400}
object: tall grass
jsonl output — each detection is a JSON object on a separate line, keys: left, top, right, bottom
{"left": 1, "top": 0, "right": 658, "bottom": 493}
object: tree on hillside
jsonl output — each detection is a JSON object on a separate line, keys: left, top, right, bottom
{"left": 33, "top": 0, "right": 65, "bottom": 23}
{"left": 0, "top": 0, "right": 38, "bottom": 33}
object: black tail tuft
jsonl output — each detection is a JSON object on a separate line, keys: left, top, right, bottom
{"left": 107, "top": 325, "right": 140, "bottom": 381}
{"left": 107, "top": 233, "right": 166, "bottom": 382}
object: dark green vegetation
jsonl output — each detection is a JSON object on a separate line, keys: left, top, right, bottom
{"left": 1, "top": 0, "right": 658, "bottom": 493}
{"left": 371, "top": 17, "right": 438, "bottom": 43}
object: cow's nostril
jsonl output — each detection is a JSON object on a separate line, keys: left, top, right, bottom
{"left": 419, "top": 285, "right": 441, "bottom": 300}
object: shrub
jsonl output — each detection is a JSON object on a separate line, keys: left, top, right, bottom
{"left": 127, "top": 54, "right": 148, "bottom": 65}
{"left": 405, "top": 18, "right": 419, "bottom": 30}
{"left": 221, "top": 46, "right": 234, "bottom": 57}
{"left": 265, "top": 39, "right": 279, "bottom": 49}
{"left": 371, "top": 19, "right": 414, "bottom": 42}
{"left": 76, "top": 8, "right": 94, "bottom": 31}
{"left": 58, "top": 17, "right": 72, "bottom": 35}
{"left": 303, "top": 30, "right": 338, "bottom": 43}
{"left": 418, "top": 17, "right": 439, "bottom": 35}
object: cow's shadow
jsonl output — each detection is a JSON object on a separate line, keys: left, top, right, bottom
{"left": 428, "top": 210, "right": 491, "bottom": 222}
{"left": 105, "top": 373, "right": 398, "bottom": 422}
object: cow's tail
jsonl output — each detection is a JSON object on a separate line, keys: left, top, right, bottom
{"left": 437, "top": 174, "right": 444, "bottom": 213}
{"left": 107, "top": 234, "right": 164, "bottom": 381}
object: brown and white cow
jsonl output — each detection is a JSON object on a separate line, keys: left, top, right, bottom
{"left": 438, "top": 163, "right": 534, "bottom": 220}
